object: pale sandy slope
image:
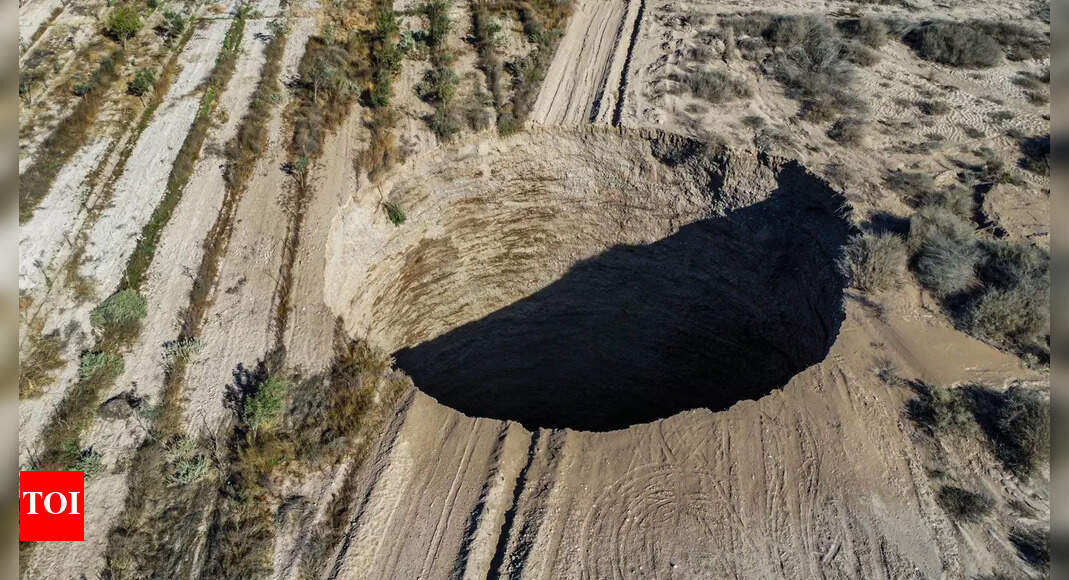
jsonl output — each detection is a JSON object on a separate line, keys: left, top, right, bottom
{"left": 18, "top": 0, "right": 63, "bottom": 50}
{"left": 529, "top": 0, "right": 639, "bottom": 126}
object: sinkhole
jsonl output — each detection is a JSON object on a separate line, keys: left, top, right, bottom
{"left": 326, "top": 129, "right": 851, "bottom": 431}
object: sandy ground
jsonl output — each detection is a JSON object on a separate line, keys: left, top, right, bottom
{"left": 530, "top": 0, "right": 637, "bottom": 125}
{"left": 18, "top": 0, "right": 64, "bottom": 51}
{"left": 181, "top": 2, "right": 314, "bottom": 433}
{"left": 18, "top": 11, "right": 237, "bottom": 467}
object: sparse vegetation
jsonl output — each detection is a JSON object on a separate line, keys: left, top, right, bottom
{"left": 935, "top": 485, "right": 995, "bottom": 522}
{"left": 1009, "top": 525, "right": 1049, "bottom": 571}
{"left": 917, "top": 99, "right": 949, "bottom": 116}
{"left": 106, "top": 4, "right": 143, "bottom": 49}
{"left": 78, "top": 351, "right": 124, "bottom": 381}
{"left": 905, "top": 21, "right": 1002, "bottom": 68}
{"left": 839, "top": 232, "right": 906, "bottom": 292}
{"left": 383, "top": 200, "right": 406, "bottom": 225}
{"left": 827, "top": 116, "right": 866, "bottom": 144}
{"left": 968, "top": 386, "right": 1050, "bottom": 476}
{"left": 240, "top": 376, "right": 292, "bottom": 434}
{"left": 685, "top": 69, "right": 752, "bottom": 104}
{"left": 720, "top": 13, "right": 866, "bottom": 123}
{"left": 90, "top": 288, "right": 147, "bottom": 331}
{"left": 908, "top": 207, "right": 981, "bottom": 297}
{"left": 1018, "top": 134, "right": 1049, "bottom": 175}
{"left": 61, "top": 441, "right": 105, "bottom": 479}
{"left": 20, "top": 331, "right": 66, "bottom": 399}
{"left": 127, "top": 67, "right": 157, "bottom": 97}
{"left": 20, "top": 49, "right": 125, "bottom": 223}
{"left": 163, "top": 436, "right": 213, "bottom": 487}
{"left": 908, "top": 383, "right": 974, "bottom": 433}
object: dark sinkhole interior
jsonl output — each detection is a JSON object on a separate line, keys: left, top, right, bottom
{"left": 393, "top": 171, "right": 851, "bottom": 432}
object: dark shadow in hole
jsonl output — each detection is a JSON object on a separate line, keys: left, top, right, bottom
{"left": 394, "top": 164, "right": 851, "bottom": 431}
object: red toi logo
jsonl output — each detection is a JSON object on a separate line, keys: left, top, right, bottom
{"left": 19, "top": 471, "right": 84, "bottom": 541}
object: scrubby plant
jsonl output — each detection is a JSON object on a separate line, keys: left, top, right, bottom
{"left": 242, "top": 376, "right": 291, "bottom": 434}
{"left": 127, "top": 67, "right": 156, "bottom": 97}
{"left": 908, "top": 383, "right": 974, "bottom": 433}
{"left": 965, "top": 240, "right": 1049, "bottom": 357}
{"left": 162, "top": 338, "right": 204, "bottom": 371}
{"left": 917, "top": 99, "right": 950, "bottom": 116}
{"left": 855, "top": 16, "right": 888, "bottom": 49}
{"left": 62, "top": 441, "right": 105, "bottom": 478}
{"left": 936, "top": 485, "right": 995, "bottom": 522}
{"left": 839, "top": 232, "right": 906, "bottom": 292}
{"left": 106, "top": 4, "right": 143, "bottom": 48}
{"left": 164, "top": 436, "right": 213, "bottom": 486}
{"left": 987, "top": 387, "right": 1050, "bottom": 476}
{"left": 685, "top": 69, "right": 752, "bottom": 103}
{"left": 827, "top": 116, "right": 866, "bottom": 144}
{"left": 1018, "top": 134, "right": 1049, "bottom": 175}
{"left": 905, "top": 21, "right": 1002, "bottom": 68}
{"left": 159, "top": 10, "right": 186, "bottom": 44}
{"left": 908, "top": 207, "right": 981, "bottom": 297}
{"left": 383, "top": 201, "right": 406, "bottom": 225}
{"left": 90, "top": 288, "right": 147, "bottom": 330}
{"left": 1009, "top": 525, "right": 1050, "bottom": 571}
{"left": 79, "top": 351, "right": 124, "bottom": 381}
{"left": 914, "top": 185, "right": 975, "bottom": 220}
{"left": 20, "top": 331, "right": 66, "bottom": 398}
{"left": 415, "top": 66, "right": 459, "bottom": 104}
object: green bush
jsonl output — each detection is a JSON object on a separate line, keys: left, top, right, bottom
{"left": 79, "top": 351, "right": 124, "bottom": 381}
{"left": 415, "top": 66, "right": 458, "bottom": 104}
{"left": 62, "top": 441, "right": 105, "bottom": 478}
{"left": 106, "top": 4, "right": 143, "bottom": 47}
{"left": 160, "top": 10, "right": 186, "bottom": 43}
{"left": 90, "top": 288, "right": 147, "bottom": 330}
{"left": 127, "top": 67, "right": 156, "bottom": 97}
{"left": 242, "top": 376, "right": 291, "bottom": 433}
{"left": 164, "top": 436, "right": 213, "bottom": 486}
{"left": 936, "top": 485, "right": 995, "bottom": 522}
{"left": 839, "top": 232, "right": 906, "bottom": 292}
{"left": 383, "top": 201, "right": 406, "bottom": 226}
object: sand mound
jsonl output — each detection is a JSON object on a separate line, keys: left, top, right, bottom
{"left": 326, "top": 128, "right": 850, "bottom": 430}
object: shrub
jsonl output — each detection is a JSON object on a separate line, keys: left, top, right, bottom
{"left": 127, "top": 67, "right": 156, "bottom": 97}
{"left": 383, "top": 201, "right": 406, "bottom": 225}
{"left": 415, "top": 66, "right": 458, "bottom": 104}
{"left": 827, "top": 116, "right": 866, "bottom": 144}
{"left": 79, "top": 351, "right": 124, "bottom": 381}
{"left": 62, "top": 441, "right": 105, "bottom": 478}
{"left": 855, "top": 16, "right": 888, "bottom": 49}
{"left": 973, "top": 21, "right": 1049, "bottom": 61}
{"left": 935, "top": 485, "right": 995, "bottom": 522}
{"left": 741, "top": 115, "right": 766, "bottom": 129}
{"left": 914, "top": 185, "right": 975, "bottom": 220}
{"left": 686, "top": 69, "right": 751, "bottom": 103}
{"left": 965, "top": 241, "right": 1049, "bottom": 356}
{"left": 1009, "top": 526, "right": 1049, "bottom": 571}
{"left": 1018, "top": 134, "right": 1049, "bottom": 174}
{"left": 908, "top": 208, "right": 980, "bottom": 296}
{"left": 159, "top": 10, "right": 186, "bottom": 43}
{"left": 164, "top": 436, "right": 213, "bottom": 486}
{"left": 242, "top": 376, "right": 291, "bottom": 434}
{"left": 989, "top": 387, "right": 1050, "bottom": 475}
{"left": 886, "top": 171, "right": 936, "bottom": 201}
{"left": 162, "top": 338, "right": 203, "bottom": 371}
{"left": 917, "top": 100, "right": 950, "bottom": 116}
{"left": 908, "top": 383, "right": 974, "bottom": 434}
{"left": 839, "top": 232, "right": 906, "bottom": 292}
{"left": 106, "top": 4, "right": 143, "bottom": 47}
{"left": 90, "top": 289, "right": 147, "bottom": 330}
{"left": 905, "top": 21, "right": 1002, "bottom": 68}
{"left": 845, "top": 43, "right": 879, "bottom": 67}
{"left": 20, "top": 331, "right": 66, "bottom": 398}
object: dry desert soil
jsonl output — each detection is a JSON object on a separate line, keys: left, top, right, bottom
{"left": 18, "top": 0, "right": 1050, "bottom": 578}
